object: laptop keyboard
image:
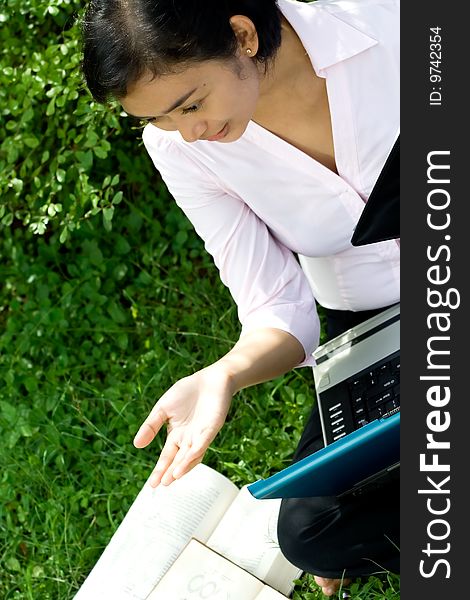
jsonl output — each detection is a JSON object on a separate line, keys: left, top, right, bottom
{"left": 321, "top": 351, "right": 400, "bottom": 444}
{"left": 349, "top": 352, "right": 400, "bottom": 427}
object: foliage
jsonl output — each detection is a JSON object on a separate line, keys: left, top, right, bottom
{"left": 292, "top": 573, "right": 400, "bottom": 599}
{"left": 0, "top": 0, "right": 135, "bottom": 240}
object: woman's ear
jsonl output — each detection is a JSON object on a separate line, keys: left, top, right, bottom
{"left": 229, "top": 15, "right": 259, "bottom": 56}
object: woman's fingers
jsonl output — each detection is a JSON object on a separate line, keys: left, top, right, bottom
{"left": 148, "top": 434, "right": 181, "bottom": 487}
{"left": 156, "top": 428, "right": 214, "bottom": 486}
{"left": 148, "top": 435, "right": 209, "bottom": 487}
{"left": 160, "top": 451, "right": 203, "bottom": 486}
{"left": 172, "top": 454, "right": 204, "bottom": 480}
{"left": 170, "top": 429, "right": 214, "bottom": 480}
{"left": 133, "top": 406, "right": 166, "bottom": 448}
{"left": 134, "top": 374, "right": 231, "bottom": 486}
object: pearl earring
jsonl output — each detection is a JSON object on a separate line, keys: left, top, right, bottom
{"left": 246, "top": 48, "right": 252, "bottom": 55}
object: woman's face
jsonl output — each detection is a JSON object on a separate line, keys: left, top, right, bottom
{"left": 120, "top": 57, "right": 261, "bottom": 143}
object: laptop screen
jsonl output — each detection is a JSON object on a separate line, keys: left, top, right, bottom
{"left": 351, "top": 136, "right": 400, "bottom": 246}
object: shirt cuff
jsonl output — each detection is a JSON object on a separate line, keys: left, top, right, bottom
{"left": 240, "top": 302, "right": 320, "bottom": 369}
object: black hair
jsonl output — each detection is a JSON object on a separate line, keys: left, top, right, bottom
{"left": 82, "top": 0, "right": 282, "bottom": 103}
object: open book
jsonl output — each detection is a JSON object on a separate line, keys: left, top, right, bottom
{"left": 148, "top": 539, "right": 290, "bottom": 600}
{"left": 74, "top": 464, "right": 302, "bottom": 599}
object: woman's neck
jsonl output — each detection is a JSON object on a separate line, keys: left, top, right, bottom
{"left": 251, "top": 17, "right": 337, "bottom": 173}
{"left": 256, "top": 17, "right": 323, "bottom": 112}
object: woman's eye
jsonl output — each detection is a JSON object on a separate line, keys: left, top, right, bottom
{"left": 181, "top": 103, "right": 201, "bottom": 115}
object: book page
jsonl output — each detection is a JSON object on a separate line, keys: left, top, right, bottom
{"left": 206, "top": 486, "right": 302, "bottom": 596}
{"left": 256, "top": 586, "right": 290, "bottom": 599}
{"left": 74, "top": 464, "right": 239, "bottom": 600}
{"left": 147, "top": 539, "right": 264, "bottom": 600}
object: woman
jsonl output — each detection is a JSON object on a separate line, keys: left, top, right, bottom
{"left": 82, "top": 0, "right": 400, "bottom": 595}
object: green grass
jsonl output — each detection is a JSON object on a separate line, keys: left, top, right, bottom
{"left": 0, "top": 190, "right": 399, "bottom": 599}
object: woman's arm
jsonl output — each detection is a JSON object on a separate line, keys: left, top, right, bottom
{"left": 133, "top": 327, "right": 304, "bottom": 487}
{"left": 218, "top": 327, "right": 305, "bottom": 391}
{"left": 136, "top": 131, "right": 319, "bottom": 486}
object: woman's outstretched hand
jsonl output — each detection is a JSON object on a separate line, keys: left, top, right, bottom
{"left": 133, "top": 364, "right": 235, "bottom": 487}
{"left": 133, "top": 328, "right": 306, "bottom": 487}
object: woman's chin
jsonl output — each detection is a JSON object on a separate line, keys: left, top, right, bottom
{"left": 218, "top": 121, "right": 248, "bottom": 143}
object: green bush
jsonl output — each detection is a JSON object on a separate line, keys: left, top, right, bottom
{"left": 0, "top": 0, "right": 148, "bottom": 240}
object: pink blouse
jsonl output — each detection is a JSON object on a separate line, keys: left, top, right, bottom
{"left": 143, "top": 0, "right": 400, "bottom": 366}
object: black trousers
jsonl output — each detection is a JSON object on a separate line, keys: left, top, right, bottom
{"left": 277, "top": 306, "right": 400, "bottom": 579}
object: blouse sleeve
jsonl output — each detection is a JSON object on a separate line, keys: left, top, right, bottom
{"left": 143, "top": 128, "right": 319, "bottom": 367}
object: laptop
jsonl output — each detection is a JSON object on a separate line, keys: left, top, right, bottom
{"left": 351, "top": 135, "right": 399, "bottom": 246}
{"left": 248, "top": 305, "right": 400, "bottom": 499}
{"left": 314, "top": 303, "right": 400, "bottom": 445}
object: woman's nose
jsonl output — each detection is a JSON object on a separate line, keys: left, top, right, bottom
{"left": 178, "top": 120, "right": 207, "bottom": 143}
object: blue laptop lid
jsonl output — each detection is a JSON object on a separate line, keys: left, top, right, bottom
{"left": 248, "top": 412, "right": 400, "bottom": 499}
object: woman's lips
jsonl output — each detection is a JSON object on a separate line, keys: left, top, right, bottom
{"left": 205, "top": 123, "right": 229, "bottom": 142}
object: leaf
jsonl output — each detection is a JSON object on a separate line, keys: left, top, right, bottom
{"left": 10, "top": 178, "right": 23, "bottom": 193}
{"left": 175, "top": 230, "right": 188, "bottom": 246}
{"left": 59, "top": 227, "right": 68, "bottom": 243}
{"left": 103, "top": 207, "right": 114, "bottom": 222}
{"left": 23, "top": 376, "right": 38, "bottom": 393}
{"left": 46, "top": 97, "right": 55, "bottom": 116}
{"left": 24, "top": 137, "right": 40, "bottom": 149}
{"left": 85, "top": 130, "right": 99, "bottom": 147}
{"left": 112, "top": 191, "right": 123, "bottom": 205}
{"left": 82, "top": 240, "right": 103, "bottom": 265}
{"left": 32, "top": 565, "right": 45, "bottom": 578}
{"left": 19, "top": 423, "right": 36, "bottom": 437}
{"left": 107, "top": 302, "right": 127, "bottom": 324}
{"left": 76, "top": 150, "right": 93, "bottom": 171}
{"left": 22, "top": 107, "right": 35, "bottom": 123}
{"left": 5, "top": 557, "right": 21, "bottom": 572}
{"left": 0, "top": 401, "right": 18, "bottom": 424}
{"left": 1, "top": 212, "right": 14, "bottom": 226}
{"left": 94, "top": 146, "right": 108, "bottom": 159}
{"left": 115, "top": 236, "right": 131, "bottom": 255}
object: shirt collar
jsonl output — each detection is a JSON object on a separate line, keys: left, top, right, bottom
{"left": 278, "top": 0, "right": 378, "bottom": 76}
